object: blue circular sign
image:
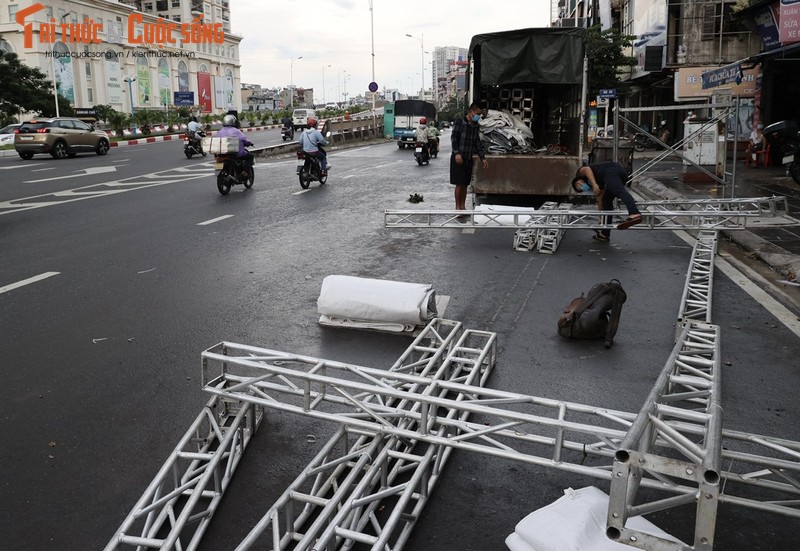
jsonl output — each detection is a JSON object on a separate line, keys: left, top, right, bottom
{"left": 368, "top": 81, "right": 379, "bottom": 93}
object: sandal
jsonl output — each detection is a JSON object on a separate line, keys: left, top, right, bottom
{"left": 592, "top": 233, "right": 610, "bottom": 242}
{"left": 616, "top": 215, "right": 642, "bottom": 230}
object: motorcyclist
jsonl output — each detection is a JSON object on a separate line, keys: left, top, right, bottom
{"left": 415, "top": 117, "right": 431, "bottom": 156}
{"left": 187, "top": 116, "right": 201, "bottom": 137}
{"left": 299, "top": 117, "right": 330, "bottom": 173}
{"left": 427, "top": 120, "right": 440, "bottom": 155}
{"left": 216, "top": 114, "right": 254, "bottom": 175}
{"left": 281, "top": 114, "right": 294, "bottom": 139}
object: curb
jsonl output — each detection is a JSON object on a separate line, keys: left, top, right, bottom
{"left": 634, "top": 176, "right": 800, "bottom": 280}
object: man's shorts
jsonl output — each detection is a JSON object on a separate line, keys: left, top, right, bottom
{"left": 450, "top": 154, "right": 473, "bottom": 186}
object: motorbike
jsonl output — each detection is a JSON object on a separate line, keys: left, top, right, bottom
{"left": 296, "top": 150, "right": 328, "bottom": 189}
{"left": 281, "top": 126, "right": 295, "bottom": 141}
{"left": 414, "top": 141, "right": 431, "bottom": 166}
{"left": 764, "top": 120, "right": 800, "bottom": 184}
{"left": 184, "top": 130, "right": 206, "bottom": 158}
{"left": 428, "top": 137, "right": 439, "bottom": 158}
{"left": 214, "top": 151, "right": 254, "bottom": 195}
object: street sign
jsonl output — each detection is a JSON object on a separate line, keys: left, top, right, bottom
{"left": 596, "top": 96, "right": 609, "bottom": 108}
{"left": 599, "top": 88, "right": 617, "bottom": 99}
{"left": 174, "top": 91, "right": 194, "bottom": 106}
{"left": 368, "top": 82, "right": 379, "bottom": 93}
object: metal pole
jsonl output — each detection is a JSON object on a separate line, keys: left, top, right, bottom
{"left": 290, "top": 56, "right": 303, "bottom": 108}
{"left": 370, "top": 0, "right": 377, "bottom": 133}
{"left": 52, "top": 53, "right": 60, "bottom": 118}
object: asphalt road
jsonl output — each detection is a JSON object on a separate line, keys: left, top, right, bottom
{"left": 1, "top": 132, "right": 798, "bottom": 550}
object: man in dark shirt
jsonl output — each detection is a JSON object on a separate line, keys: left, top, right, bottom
{"left": 571, "top": 161, "right": 642, "bottom": 242}
{"left": 450, "top": 102, "right": 489, "bottom": 211}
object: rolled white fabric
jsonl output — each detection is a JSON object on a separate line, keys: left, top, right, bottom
{"left": 317, "top": 276, "right": 437, "bottom": 332}
{"left": 507, "top": 486, "right": 684, "bottom": 550}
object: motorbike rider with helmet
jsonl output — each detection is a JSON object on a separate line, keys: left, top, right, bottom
{"left": 299, "top": 117, "right": 331, "bottom": 173}
{"left": 216, "top": 114, "right": 254, "bottom": 173}
{"left": 427, "top": 119, "right": 440, "bottom": 156}
{"left": 415, "top": 117, "right": 431, "bottom": 156}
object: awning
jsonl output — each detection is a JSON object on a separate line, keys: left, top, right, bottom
{"left": 745, "top": 42, "right": 800, "bottom": 65}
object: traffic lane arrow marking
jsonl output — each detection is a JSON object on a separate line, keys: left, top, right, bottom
{"left": 24, "top": 166, "right": 118, "bottom": 183}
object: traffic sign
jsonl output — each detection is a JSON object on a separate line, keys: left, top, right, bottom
{"left": 599, "top": 88, "right": 617, "bottom": 99}
{"left": 368, "top": 82, "right": 379, "bottom": 93}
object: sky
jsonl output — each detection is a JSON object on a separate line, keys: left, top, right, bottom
{"left": 231, "top": 0, "right": 551, "bottom": 103}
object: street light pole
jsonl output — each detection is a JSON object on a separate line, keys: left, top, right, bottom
{"left": 290, "top": 55, "right": 303, "bottom": 108}
{"left": 405, "top": 33, "right": 424, "bottom": 99}
{"left": 322, "top": 64, "right": 331, "bottom": 105}
{"left": 369, "top": 0, "right": 376, "bottom": 123}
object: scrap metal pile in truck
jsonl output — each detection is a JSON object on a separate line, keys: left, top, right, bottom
{"left": 467, "top": 27, "right": 588, "bottom": 204}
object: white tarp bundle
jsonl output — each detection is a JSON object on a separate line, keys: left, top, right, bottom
{"left": 317, "top": 275, "right": 437, "bottom": 333}
{"left": 505, "top": 486, "right": 684, "bottom": 551}
{"left": 474, "top": 204, "right": 539, "bottom": 226}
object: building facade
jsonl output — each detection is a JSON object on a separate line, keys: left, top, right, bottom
{"left": 0, "top": 0, "right": 242, "bottom": 117}
{"left": 432, "top": 46, "right": 467, "bottom": 108}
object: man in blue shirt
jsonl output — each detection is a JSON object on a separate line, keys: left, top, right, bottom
{"left": 450, "top": 103, "right": 488, "bottom": 211}
{"left": 299, "top": 117, "right": 330, "bottom": 173}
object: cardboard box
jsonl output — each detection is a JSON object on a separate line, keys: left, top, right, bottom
{"left": 202, "top": 136, "right": 238, "bottom": 155}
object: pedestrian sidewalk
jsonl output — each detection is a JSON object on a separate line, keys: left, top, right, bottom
{"left": 631, "top": 151, "right": 800, "bottom": 309}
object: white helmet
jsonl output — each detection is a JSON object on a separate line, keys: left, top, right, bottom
{"left": 222, "top": 114, "right": 237, "bottom": 127}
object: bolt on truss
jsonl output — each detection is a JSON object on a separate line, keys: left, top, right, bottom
{"left": 676, "top": 230, "right": 718, "bottom": 338}
{"left": 104, "top": 397, "right": 264, "bottom": 551}
{"left": 385, "top": 196, "right": 789, "bottom": 232}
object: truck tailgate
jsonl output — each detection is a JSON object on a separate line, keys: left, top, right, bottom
{"left": 472, "top": 155, "right": 580, "bottom": 196}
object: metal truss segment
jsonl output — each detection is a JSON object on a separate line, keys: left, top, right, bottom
{"left": 104, "top": 397, "right": 263, "bottom": 551}
{"left": 608, "top": 322, "right": 722, "bottom": 551}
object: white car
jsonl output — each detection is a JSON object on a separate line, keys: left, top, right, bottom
{"left": 0, "top": 123, "right": 22, "bottom": 146}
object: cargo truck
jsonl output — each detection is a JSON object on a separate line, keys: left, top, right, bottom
{"left": 466, "top": 27, "right": 588, "bottom": 204}
{"left": 393, "top": 100, "right": 437, "bottom": 148}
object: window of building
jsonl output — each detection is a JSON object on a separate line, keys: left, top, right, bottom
{"left": 87, "top": 88, "right": 93, "bottom": 103}
{"left": 173, "top": 15, "right": 181, "bottom": 22}
{"left": 172, "top": 0, "right": 181, "bottom": 7}
{"left": 8, "top": 5, "right": 18, "bottom": 22}
{"left": 144, "top": 2, "right": 153, "bottom": 11}
{"left": 156, "top": 0, "right": 169, "bottom": 11}
{"left": 45, "top": 6, "right": 53, "bottom": 19}
{"left": 702, "top": 1, "right": 746, "bottom": 39}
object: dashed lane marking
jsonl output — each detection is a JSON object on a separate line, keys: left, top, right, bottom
{"left": 198, "top": 215, "right": 234, "bottom": 226}
{"left": 0, "top": 272, "right": 60, "bottom": 295}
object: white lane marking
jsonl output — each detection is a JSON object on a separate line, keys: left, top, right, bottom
{"left": 25, "top": 165, "right": 117, "bottom": 183}
{"left": 461, "top": 228, "right": 475, "bottom": 234}
{"left": 198, "top": 214, "right": 234, "bottom": 226}
{"left": 31, "top": 167, "right": 58, "bottom": 172}
{"left": 675, "top": 230, "right": 800, "bottom": 338}
{"left": 0, "top": 163, "right": 46, "bottom": 170}
{"left": 0, "top": 272, "right": 60, "bottom": 295}
{"left": 293, "top": 189, "right": 311, "bottom": 195}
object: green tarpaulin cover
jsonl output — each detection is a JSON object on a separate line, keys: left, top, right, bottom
{"left": 468, "top": 27, "right": 586, "bottom": 86}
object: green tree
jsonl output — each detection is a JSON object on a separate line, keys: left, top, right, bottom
{"left": 93, "top": 104, "right": 115, "bottom": 124}
{"left": 107, "top": 110, "right": 130, "bottom": 137}
{"left": 438, "top": 95, "right": 463, "bottom": 124}
{"left": 586, "top": 24, "right": 637, "bottom": 98}
{"left": 0, "top": 49, "right": 71, "bottom": 120}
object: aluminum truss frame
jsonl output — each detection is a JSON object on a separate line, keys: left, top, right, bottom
{"left": 234, "top": 323, "right": 497, "bottom": 550}
{"left": 104, "top": 396, "right": 264, "bottom": 551}
{"left": 676, "top": 230, "right": 718, "bottom": 337}
{"left": 384, "top": 196, "right": 789, "bottom": 232}
{"left": 513, "top": 201, "right": 558, "bottom": 252}
{"left": 197, "top": 328, "right": 800, "bottom": 549}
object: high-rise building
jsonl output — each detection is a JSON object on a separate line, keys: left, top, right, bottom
{"left": 432, "top": 46, "right": 468, "bottom": 107}
{"left": 118, "top": 0, "right": 231, "bottom": 33}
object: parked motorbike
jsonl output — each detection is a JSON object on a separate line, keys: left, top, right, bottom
{"left": 414, "top": 142, "right": 431, "bottom": 166}
{"left": 281, "top": 126, "right": 294, "bottom": 141}
{"left": 214, "top": 151, "right": 254, "bottom": 195}
{"left": 184, "top": 130, "right": 206, "bottom": 158}
{"left": 764, "top": 120, "right": 800, "bottom": 184}
{"left": 296, "top": 150, "right": 327, "bottom": 189}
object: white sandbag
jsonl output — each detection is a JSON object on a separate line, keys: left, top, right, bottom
{"left": 505, "top": 532, "right": 536, "bottom": 551}
{"left": 506, "top": 486, "right": 684, "bottom": 551}
{"left": 317, "top": 275, "right": 437, "bottom": 332}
